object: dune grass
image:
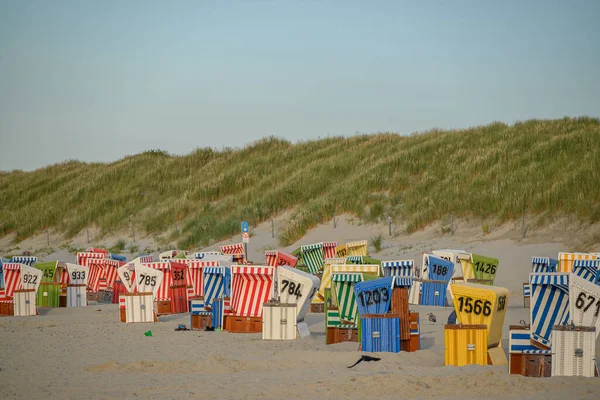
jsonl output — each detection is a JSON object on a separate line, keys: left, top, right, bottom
{"left": 1, "top": 117, "right": 599, "bottom": 248}
{"left": 370, "top": 234, "right": 384, "bottom": 253}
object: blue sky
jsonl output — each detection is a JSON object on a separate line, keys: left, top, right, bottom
{"left": 1, "top": 0, "right": 598, "bottom": 171}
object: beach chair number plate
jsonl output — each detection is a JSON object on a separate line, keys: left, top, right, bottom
{"left": 71, "top": 271, "right": 85, "bottom": 280}
{"left": 431, "top": 264, "right": 449, "bottom": 276}
{"left": 575, "top": 292, "right": 600, "bottom": 316}
{"left": 138, "top": 274, "right": 157, "bottom": 286}
{"left": 357, "top": 287, "right": 389, "bottom": 307}
{"left": 457, "top": 296, "right": 492, "bottom": 316}
{"left": 173, "top": 270, "right": 185, "bottom": 281}
{"left": 281, "top": 280, "right": 302, "bottom": 299}
{"left": 474, "top": 262, "right": 497, "bottom": 275}
{"left": 22, "top": 274, "right": 38, "bottom": 284}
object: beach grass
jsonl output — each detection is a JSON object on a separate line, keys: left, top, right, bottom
{"left": 1, "top": 117, "right": 599, "bottom": 248}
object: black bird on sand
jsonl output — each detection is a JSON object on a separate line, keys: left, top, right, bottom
{"left": 347, "top": 355, "right": 381, "bottom": 368}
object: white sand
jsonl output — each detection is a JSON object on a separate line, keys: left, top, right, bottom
{"left": 1, "top": 217, "right": 600, "bottom": 399}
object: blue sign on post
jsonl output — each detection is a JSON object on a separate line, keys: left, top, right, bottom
{"left": 241, "top": 221, "right": 249, "bottom": 233}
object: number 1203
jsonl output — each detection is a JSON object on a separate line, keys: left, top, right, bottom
{"left": 357, "top": 287, "right": 389, "bottom": 308}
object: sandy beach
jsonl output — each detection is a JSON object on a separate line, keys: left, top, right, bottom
{"left": 1, "top": 217, "right": 599, "bottom": 399}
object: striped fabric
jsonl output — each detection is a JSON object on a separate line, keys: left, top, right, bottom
{"left": 332, "top": 273, "right": 363, "bottom": 283}
{"left": 10, "top": 256, "right": 37, "bottom": 266}
{"left": 339, "top": 324, "right": 357, "bottom": 329}
{"left": 104, "top": 262, "right": 121, "bottom": 289}
{"left": 186, "top": 286, "right": 196, "bottom": 299}
{"left": 139, "top": 255, "right": 154, "bottom": 263}
{"left": 346, "top": 240, "right": 368, "bottom": 257}
{"left": 324, "top": 264, "right": 380, "bottom": 300}
{"left": 264, "top": 250, "right": 298, "bottom": 268}
{"left": 190, "top": 298, "right": 206, "bottom": 314}
{"left": 265, "top": 251, "right": 278, "bottom": 267}
{"left": 420, "top": 280, "right": 449, "bottom": 307}
{"left": 322, "top": 242, "right": 338, "bottom": 259}
{"left": 220, "top": 243, "right": 244, "bottom": 255}
{"left": 572, "top": 260, "right": 600, "bottom": 284}
{"left": 183, "top": 260, "right": 219, "bottom": 298}
{"left": 523, "top": 283, "right": 531, "bottom": 297}
{"left": 325, "top": 258, "right": 346, "bottom": 265}
{"left": 230, "top": 266, "right": 274, "bottom": 317}
{"left": 332, "top": 273, "right": 363, "bottom": 323}
{"left": 531, "top": 257, "right": 557, "bottom": 273}
{"left": 316, "top": 262, "right": 335, "bottom": 301}
{"left": 345, "top": 256, "right": 363, "bottom": 264}
{"left": 382, "top": 260, "right": 414, "bottom": 277}
{"left": 530, "top": 273, "right": 569, "bottom": 286}
{"left": 2, "top": 263, "right": 22, "bottom": 297}
{"left": 508, "top": 328, "right": 551, "bottom": 354}
{"left": 529, "top": 273, "right": 570, "bottom": 348}
{"left": 558, "top": 252, "right": 597, "bottom": 273}
{"left": 86, "top": 263, "right": 103, "bottom": 292}
{"left": 145, "top": 262, "right": 173, "bottom": 301}
{"left": 203, "top": 267, "right": 229, "bottom": 308}
{"left": 301, "top": 243, "right": 324, "bottom": 275}
{"left": 326, "top": 308, "right": 341, "bottom": 327}
{"left": 522, "top": 349, "right": 551, "bottom": 354}
{"left": 410, "top": 315, "right": 420, "bottom": 336}
{"left": 87, "top": 259, "right": 123, "bottom": 291}
{"left": 211, "top": 297, "right": 231, "bottom": 328}
{"left": 60, "top": 265, "right": 70, "bottom": 285}
{"left": 458, "top": 256, "right": 474, "bottom": 281}
{"left": 331, "top": 264, "right": 380, "bottom": 275}
{"left": 184, "top": 263, "right": 192, "bottom": 286}
{"left": 223, "top": 297, "right": 231, "bottom": 316}
{"left": 509, "top": 330, "right": 533, "bottom": 353}
{"left": 409, "top": 280, "right": 421, "bottom": 305}
{"left": 392, "top": 276, "right": 414, "bottom": 287}
{"left": 193, "top": 251, "right": 223, "bottom": 259}
{"left": 0, "top": 290, "right": 12, "bottom": 303}
{"left": 77, "top": 252, "right": 105, "bottom": 267}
